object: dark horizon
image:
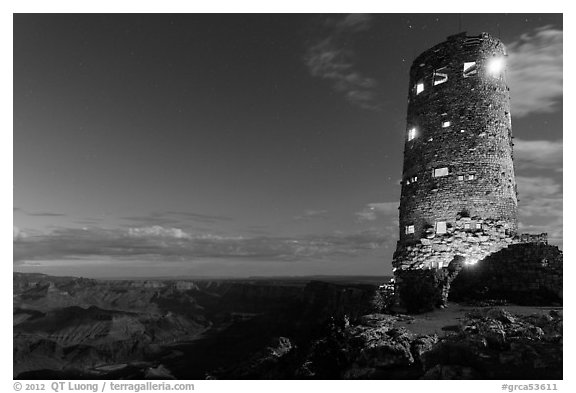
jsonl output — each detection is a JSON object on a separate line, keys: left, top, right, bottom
{"left": 14, "top": 14, "right": 563, "bottom": 278}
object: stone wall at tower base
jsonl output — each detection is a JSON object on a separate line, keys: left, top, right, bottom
{"left": 393, "top": 216, "right": 515, "bottom": 270}
{"left": 449, "top": 243, "right": 562, "bottom": 306}
{"left": 394, "top": 243, "right": 562, "bottom": 313}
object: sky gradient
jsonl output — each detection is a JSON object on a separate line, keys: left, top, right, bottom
{"left": 13, "top": 14, "right": 563, "bottom": 278}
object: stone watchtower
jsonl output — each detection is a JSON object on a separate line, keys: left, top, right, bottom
{"left": 393, "top": 32, "right": 518, "bottom": 272}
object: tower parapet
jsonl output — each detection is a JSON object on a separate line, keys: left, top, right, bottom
{"left": 393, "top": 32, "right": 518, "bottom": 271}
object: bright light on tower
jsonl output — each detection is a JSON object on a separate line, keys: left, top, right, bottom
{"left": 487, "top": 57, "right": 505, "bottom": 77}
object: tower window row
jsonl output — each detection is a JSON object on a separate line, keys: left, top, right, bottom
{"left": 404, "top": 220, "right": 484, "bottom": 236}
{"left": 403, "top": 169, "right": 477, "bottom": 184}
{"left": 407, "top": 121, "right": 456, "bottom": 141}
{"left": 413, "top": 57, "right": 504, "bottom": 96}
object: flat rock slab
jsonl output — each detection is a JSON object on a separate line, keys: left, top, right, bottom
{"left": 393, "top": 302, "right": 562, "bottom": 336}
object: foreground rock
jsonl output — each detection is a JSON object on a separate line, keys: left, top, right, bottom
{"left": 422, "top": 308, "right": 562, "bottom": 379}
{"left": 211, "top": 308, "right": 562, "bottom": 379}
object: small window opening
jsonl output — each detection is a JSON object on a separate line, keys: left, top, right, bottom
{"left": 463, "top": 36, "right": 483, "bottom": 47}
{"left": 433, "top": 66, "right": 448, "bottom": 86}
{"left": 406, "top": 176, "right": 418, "bottom": 185}
{"left": 464, "top": 223, "right": 471, "bottom": 230}
{"left": 463, "top": 61, "right": 477, "bottom": 77}
{"left": 405, "top": 225, "right": 415, "bottom": 235}
{"left": 415, "top": 80, "right": 424, "bottom": 95}
{"left": 458, "top": 175, "right": 464, "bottom": 181}
{"left": 468, "top": 174, "right": 476, "bottom": 180}
{"left": 408, "top": 127, "right": 417, "bottom": 141}
{"left": 460, "top": 129, "right": 465, "bottom": 133}
{"left": 436, "top": 221, "right": 447, "bottom": 234}
{"left": 433, "top": 167, "right": 449, "bottom": 177}
{"left": 475, "top": 223, "right": 482, "bottom": 230}
{"left": 442, "top": 121, "right": 451, "bottom": 128}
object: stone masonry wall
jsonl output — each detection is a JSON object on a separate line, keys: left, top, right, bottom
{"left": 449, "top": 243, "right": 563, "bottom": 305}
{"left": 393, "top": 215, "right": 515, "bottom": 270}
{"left": 395, "top": 243, "right": 562, "bottom": 312}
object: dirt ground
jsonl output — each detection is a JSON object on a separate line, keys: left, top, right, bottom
{"left": 395, "top": 302, "right": 563, "bottom": 336}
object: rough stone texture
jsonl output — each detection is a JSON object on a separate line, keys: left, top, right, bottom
{"left": 395, "top": 32, "right": 518, "bottom": 270}
{"left": 421, "top": 308, "right": 563, "bottom": 379}
{"left": 449, "top": 243, "right": 563, "bottom": 305}
{"left": 212, "top": 309, "right": 562, "bottom": 379}
{"left": 393, "top": 215, "right": 515, "bottom": 271}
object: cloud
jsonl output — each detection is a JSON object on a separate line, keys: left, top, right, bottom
{"left": 121, "top": 211, "right": 233, "bottom": 226}
{"left": 163, "top": 211, "right": 234, "bottom": 222}
{"left": 506, "top": 25, "right": 563, "bottom": 117}
{"left": 516, "top": 176, "right": 562, "bottom": 217}
{"left": 14, "top": 208, "right": 66, "bottom": 217}
{"left": 305, "top": 14, "right": 381, "bottom": 111}
{"left": 328, "top": 13, "right": 373, "bottom": 33}
{"left": 516, "top": 175, "right": 562, "bottom": 246}
{"left": 14, "top": 226, "right": 22, "bottom": 241}
{"left": 128, "top": 226, "right": 191, "bottom": 239}
{"left": 513, "top": 139, "right": 562, "bottom": 172}
{"left": 13, "top": 225, "right": 389, "bottom": 264}
{"left": 518, "top": 217, "right": 562, "bottom": 249}
{"left": 293, "top": 209, "right": 329, "bottom": 221}
{"left": 356, "top": 202, "right": 399, "bottom": 222}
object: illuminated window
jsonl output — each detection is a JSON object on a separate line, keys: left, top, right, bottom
{"left": 475, "top": 223, "right": 482, "bottom": 230}
{"left": 415, "top": 80, "right": 424, "bottom": 95}
{"left": 468, "top": 174, "right": 476, "bottom": 180}
{"left": 405, "top": 225, "right": 415, "bottom": 235}
{"left": 433, "top": 66, "right": 448, "bottom": 86}
{"left": 487, "top": 57, "right": 505, "bottom": 78}
{"left": 464, "top": 223, "right": 471, "bottom": 230}
{"left": 406, "top": 176, "right": 418, "bottom": 185}
{"left": 433, "top": 167, "right": 449, "bottom": 177}
{"left": 458, "top": 175, "right": 464, "bottom": 181}
{"left": 408, "top": 127, "right": 417, "bottom": 141}
{"left": 442, "top": 121, "right": 451, "bottom": 128}
{"left": 463, "top": 62, "right": 477, "bottom": 77}
{"left": 460, "top": 129, "right": 465, "bottom": 133}
{"left": 436, "top": 221, "right": 447, "bottom": 234}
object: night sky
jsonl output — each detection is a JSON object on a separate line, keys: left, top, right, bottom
{"left": 13, "top": 14, "right": 563, "bottom": 278}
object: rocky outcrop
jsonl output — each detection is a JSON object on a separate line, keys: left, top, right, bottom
{"left": 422, "top": 308, "right": 562, "bottom": 379}
{"left": 213, "top": 308, "right": 562, "bottom": 380}
{"left": 208, "top": 337, "right": 294, "bottom": 379}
